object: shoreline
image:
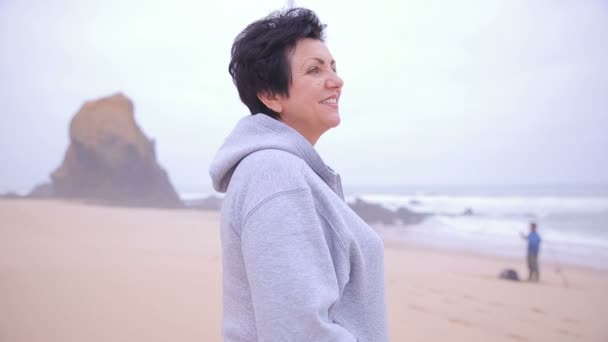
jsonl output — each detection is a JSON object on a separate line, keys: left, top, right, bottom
{"left": 3, "top": 197, "right": 606, "bottom": 273}
{"left": 380, "top": 235, "right": 608, "bottom": 276}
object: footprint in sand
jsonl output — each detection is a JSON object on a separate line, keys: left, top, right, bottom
{"left": 447, "top": 317, "right": 472, "bottom": 327}
{"left": 488, "top": 300, "right": 503, "bottom": 307}
{"left": 463, "top": 294, "right": 480, "bottom": 303}
{"left": 530, "top": 307, "right": 545, "bottom": 315}
{"left": 409, "top": 290, "right": 422, "bottom": 296}
{"left": 505, "top": 332, "right": 528, "bottom": 341}
{"left": 427, "top": 287, "right": 442, "bottom": 294}
{"left": 408, "top": 304, "right": 427, "bottom": 312}
{"left": 557, "top": 328, "right": 583, "bottom": 338}
{"left": 561, "top": 317, "right": 580, "bottom": 325}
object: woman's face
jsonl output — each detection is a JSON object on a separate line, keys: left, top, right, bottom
{"left": 277, "top": 38, "right": 343, "bottom": 145}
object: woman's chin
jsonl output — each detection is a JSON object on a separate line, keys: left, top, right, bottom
{"left": 325, "top": 112, "right": 341, "bottom": 128}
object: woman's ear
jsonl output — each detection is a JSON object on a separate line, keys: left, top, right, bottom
{"left": 257, "top": 91, "right": 283, "bottom": 114}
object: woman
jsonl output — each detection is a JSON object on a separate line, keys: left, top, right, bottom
{"left": 209, "top": 8, "right": 389, "bottom": 341}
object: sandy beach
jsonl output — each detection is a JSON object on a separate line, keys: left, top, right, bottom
{"left": 1, "top": 199, "right": 607, "bottom": 342}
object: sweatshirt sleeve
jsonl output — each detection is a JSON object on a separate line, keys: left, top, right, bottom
{"left": 240, "top": 188, "right": 356, "bottom": 342}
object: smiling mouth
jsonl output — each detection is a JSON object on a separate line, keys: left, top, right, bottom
{"left": 320, "top": 97, "right": 338, "bottom": 105}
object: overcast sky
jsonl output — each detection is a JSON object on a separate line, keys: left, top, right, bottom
{"left": 1, "top": 0, "right": 607, "bottom": 193}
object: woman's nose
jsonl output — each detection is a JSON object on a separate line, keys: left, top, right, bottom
{"left": 326, "top": 73, "right": 343, "bottom": 89}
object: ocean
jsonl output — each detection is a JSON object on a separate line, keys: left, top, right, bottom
{"left": 349, "top": 184, "right": 608, "bottom": 272}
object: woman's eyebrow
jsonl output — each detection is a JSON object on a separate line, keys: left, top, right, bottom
{"left": 304, "top": 57, "right": 336, "bottom": 66}
{"left": 302, "top": 57, "right": 336, "bottom": 67}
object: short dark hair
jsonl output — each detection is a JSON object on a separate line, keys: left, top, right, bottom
{"left": 228, "top": 8, "right": 326, "bottom": 119}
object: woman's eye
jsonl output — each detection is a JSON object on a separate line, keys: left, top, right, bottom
{"left": 307, "top": 67, "right": 320, "bottom": 74}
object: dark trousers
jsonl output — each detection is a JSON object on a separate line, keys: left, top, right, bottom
{"left": 527, "top": 252, "right": 539, "bottom": 282}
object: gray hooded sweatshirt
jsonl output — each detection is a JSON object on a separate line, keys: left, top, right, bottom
{"left": 209, "top": 114, "right": 389, "bottom": 342}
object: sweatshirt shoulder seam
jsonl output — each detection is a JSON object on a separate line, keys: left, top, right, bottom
{"left": 242, "top": 187, "right": 307, "bottom": 228}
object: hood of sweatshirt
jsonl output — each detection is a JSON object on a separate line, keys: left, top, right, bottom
{"left": 209, "top": 114, "right": 341, "bottom": 195}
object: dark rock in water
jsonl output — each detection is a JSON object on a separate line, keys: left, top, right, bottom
{"left": 409, "top": 199, "right": 421, "bottom": 206}
{"left": 395, "top": 206, "right": 429, "bottom": 225}
{"left": 462, "top": 207, "right": 474, "bottom": 216}
{"left": 187, "top": 195, "right": 223, "bottom": 210}
{"left": 348, "top": 198, "right": 396, "bottom": 224}
{"left": 27, "top": 182, "right": 55, "bottom": 198}
{"left": 499, "top": 269, "right": 520, "bottom": 281}
{"left": 50, "top": 93, "right": 183, "bottom": 208}
{"left": 348, "top": 198, "right": 430, "bottom": 226}
{"left": 0, "top": 192, "right": 21, "bottom": 199}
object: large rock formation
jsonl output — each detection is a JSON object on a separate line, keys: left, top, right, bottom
{"left": 50, "top": 93, "right": 182, "bottom": 208}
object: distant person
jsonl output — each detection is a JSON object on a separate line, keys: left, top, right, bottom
{"left": 209, "top": 7, "right": 389, "bottom": 341}
{"left": 521, "top": 222, "right": 541, "bottom": 282}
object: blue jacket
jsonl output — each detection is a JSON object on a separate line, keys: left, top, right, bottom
{"left": 528, "top": 231, "right": 541, "bottom": 255}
